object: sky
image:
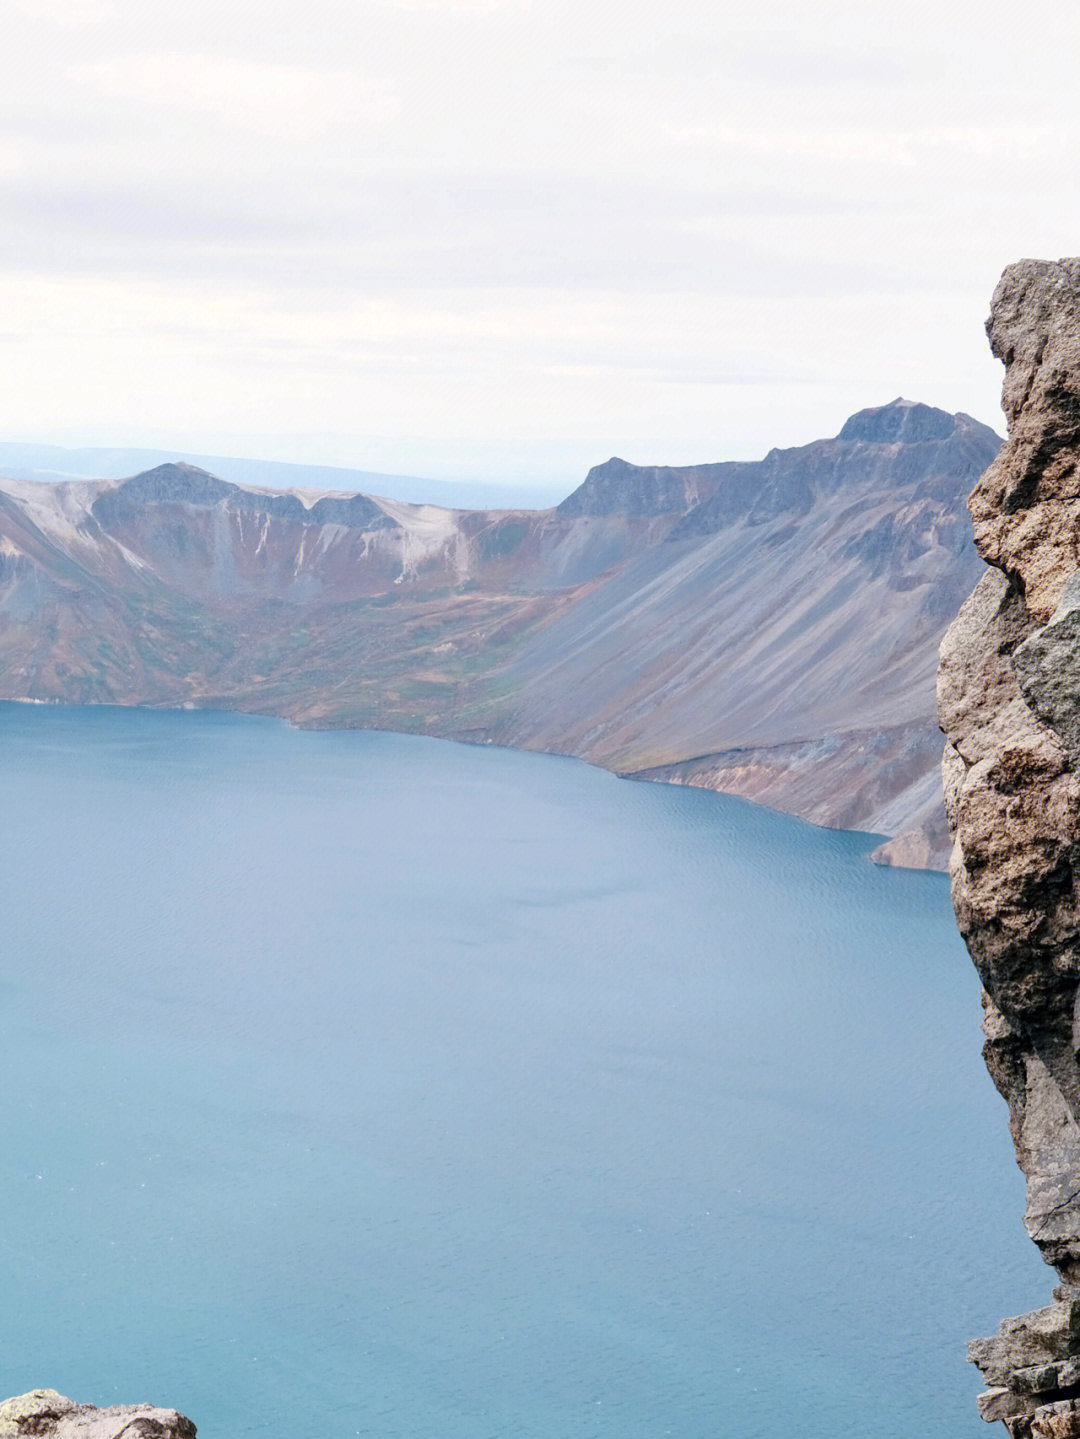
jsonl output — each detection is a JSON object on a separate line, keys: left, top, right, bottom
{"left": 4, "top": 0, "right": 1080, "bottom": 489}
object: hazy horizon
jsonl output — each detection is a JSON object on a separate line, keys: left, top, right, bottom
{"left": 0, "top": 391, "right": 999, "bottom": 501}
{"left": 6, "top": 0, "right": 1080, "bottom": 486}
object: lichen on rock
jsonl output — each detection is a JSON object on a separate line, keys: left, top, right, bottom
{"left": 941, "top": 259, "right": 1080, "bottom": 1435}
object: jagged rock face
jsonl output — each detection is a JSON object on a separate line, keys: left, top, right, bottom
{"left": 0, "top": 1390, "right": 194, "bottom": 1438}
{"left": 940, "top": 259, "right": 1080, "bottom": 1433}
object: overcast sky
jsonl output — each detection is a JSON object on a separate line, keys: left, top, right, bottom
{"left": 4, "top": 0, "right": 1080, "bottom": 487}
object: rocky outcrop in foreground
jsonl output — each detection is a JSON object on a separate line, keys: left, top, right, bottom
{"left": 941, "top": 259, "right": 1080, "bottom": 1434}
{"left": 0, "top": 1391, "right": 194, "bottom": 1438}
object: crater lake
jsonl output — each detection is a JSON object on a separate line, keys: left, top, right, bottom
{"left": 0, "top": 702, "right": 1046, "bottom": 1437}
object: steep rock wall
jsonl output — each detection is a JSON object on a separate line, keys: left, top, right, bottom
{"left": 942, "top": 259, "right": 1080, "bottom": 1435}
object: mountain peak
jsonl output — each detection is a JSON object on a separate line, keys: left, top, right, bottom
{"left": 838, "top": 399, "right": 957, "bottom": 445}
{"left": 555, "top": 457, "right": 696, "bottom": 518}
{"left": 91, "top": 461, "right": 400, "bottom": 533}
{"left": 138, "top": 460, "right": 213, "bottom": 474}
{"left": 101, "top": 463, "right": 234, "bottom": 512}
{"left": 839, "top": 400, "right": 960, "bottom": 443}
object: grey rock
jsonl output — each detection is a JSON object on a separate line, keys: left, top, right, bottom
{"left": 969, "top": 1300, "right": 1080, "bottom": 1385}
{"left": 1014, "top": 1357, "right": 1080, "bottom": 1394}
{"left": 1015, "top": 572, "right": 1080, "bottom": 762}
{"left": 979, "top": 1387, "right": 1041, "bottom": 1423}
{"left": 940, "top": 259, "right": 1080, "bottom": 1425}
{"left": 0, "top": 1391, "right": 194, "bottom": 1439}
{"left": 1033, "top": 1399, "right": 1080, "bottom": 1437}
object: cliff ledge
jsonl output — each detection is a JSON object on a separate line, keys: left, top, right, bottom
{"left": 941, "top": 258, "right": 1080, "bottom": 1435}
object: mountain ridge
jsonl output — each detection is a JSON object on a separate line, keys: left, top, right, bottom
{"left": 0, "top": 441, "right": 566, "bottom": 512}
{"left": 0, "top": 399, "right": 1001, "bottom": 868}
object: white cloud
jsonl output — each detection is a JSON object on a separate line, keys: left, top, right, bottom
{"left": 4, "top": 0, "right": 1080, "bottom": 483}
{"left": 368, "top": 0, "right": 532, "bottom": 10}
{"left": 13, "top": 0, "right": 116, "bottom": 23}
{"left": 688, "top": 126, "right": 922, "bottom": 168}
{"left": 70, "top": 54, "right": 400, "bottom": 138}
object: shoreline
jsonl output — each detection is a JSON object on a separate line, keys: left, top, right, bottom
{"left": 0, "top": 692, "right": 921, "bottom": 870}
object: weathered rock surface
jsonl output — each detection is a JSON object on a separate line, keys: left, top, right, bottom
{"left": 0, "top": 1390, "right": 194, "bottom": 1438}
{"left": 1033, "top": 1399, "right": 1080, "bottom": 1437}
{"left": 940, "top": 259, "right": 1080, "bottom": 1431}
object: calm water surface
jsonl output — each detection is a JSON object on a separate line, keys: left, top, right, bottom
{"left": 0, "top": 703, "right": 1047, "bottom": 1437}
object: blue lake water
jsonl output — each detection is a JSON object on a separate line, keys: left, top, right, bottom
{"left": 0, "top": 702, "right": 1048, "bottom": 1437}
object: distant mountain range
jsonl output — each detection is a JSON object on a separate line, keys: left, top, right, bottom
{"left": 0, "top": 442, "right": 565, "bottom": 512}
{"left": 0, "top": 399, "right": 1001, "bottom": 868}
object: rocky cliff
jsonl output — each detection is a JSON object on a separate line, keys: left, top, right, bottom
{"left": 941, "top": 259, "right": 1080, "bottom": 1434}
{"left": 0, "top": 1390, "right": 194, "bottom": 1438}
{"left": 0, "top": 401, "right": 999, "bottom": 866}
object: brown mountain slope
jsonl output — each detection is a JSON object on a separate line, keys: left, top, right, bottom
{"left": 0, "top": 399, "right": 1000, "bottom": 867}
